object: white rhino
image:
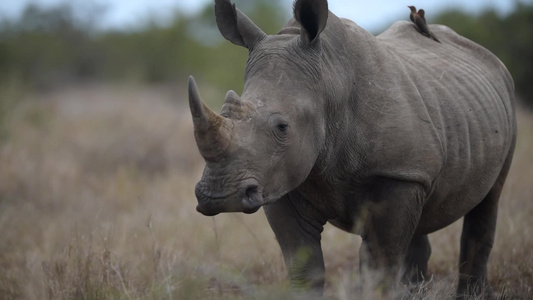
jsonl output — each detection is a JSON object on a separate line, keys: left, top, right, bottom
{"left": 188, "top": 0, "right": 516, "bottom": 297}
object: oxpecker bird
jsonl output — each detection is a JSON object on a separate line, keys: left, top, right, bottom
{"left": 408, "top": 6, "right": 440, "bottom": 43}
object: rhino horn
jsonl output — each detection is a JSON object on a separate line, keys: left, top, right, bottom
{"left": 223, "top": 90, "right": 255, "bottom": 120}
{"left": 188, "top": 76, "right": 233, "bottom": 160}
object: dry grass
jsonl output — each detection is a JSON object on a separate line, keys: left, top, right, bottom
{"left": 0, "top": 84, "right": 531, "bottom": 299}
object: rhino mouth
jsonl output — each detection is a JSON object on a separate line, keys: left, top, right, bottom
{"left": 195, "top": 183, "right": 263, "bottom": 216}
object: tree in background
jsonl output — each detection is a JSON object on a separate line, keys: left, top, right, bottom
{"left": 0, "top": 3, "right": 101, "bottom": 88}
{"left": 0, "top": 0, "right": 287, "bottom": 94}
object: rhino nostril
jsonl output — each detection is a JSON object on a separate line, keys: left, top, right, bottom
{"left": 245, "top": 185, "right": 258, "bottom": 198}
{"left": 243, "top": 185, "right": 261, "bottom": 214}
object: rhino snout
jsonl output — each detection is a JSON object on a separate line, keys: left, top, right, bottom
{"left": 195, "top": 181, "right": 263, "bottom": 215}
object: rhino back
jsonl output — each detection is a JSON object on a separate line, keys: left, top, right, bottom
{"left": 372, "top": 21, "right": 516, "bottom": 231}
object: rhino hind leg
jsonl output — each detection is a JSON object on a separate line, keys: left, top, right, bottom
{"left": 457, "top": 151, "right": 514, "bottom": 299}
{"left": 402, "top": 234, "right": 431, "bottom": 285}
{"left": 457, "top": 188, "right": 499, "bottom": 299}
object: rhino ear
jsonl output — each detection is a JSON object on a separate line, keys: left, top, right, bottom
{"left": 215, "top": 0, "right": 266, "bottom": 49}
{"left": 294, "top": 0, "right": 328, "bottom": 45}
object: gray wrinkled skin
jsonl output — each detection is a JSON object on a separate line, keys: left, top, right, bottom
{"left": 188, "top": 0, "right": 516, "bottom": 298}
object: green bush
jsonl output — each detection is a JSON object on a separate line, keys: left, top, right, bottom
{"left": 0, "top": 0, "right": 286, "bottom": 96}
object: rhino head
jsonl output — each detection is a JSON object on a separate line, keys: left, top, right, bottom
{"left": 189, "top": 0, "right": 329, "bottom": 216}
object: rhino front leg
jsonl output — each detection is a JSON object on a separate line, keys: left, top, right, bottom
{"left": 358, "top": 180, "right": 425, "bottom": 294}
{"left": 403, "top": 234, "right": 431, "bottom": 285}
{"left": 264, "top": 191, "right": 327, "bottom": 295}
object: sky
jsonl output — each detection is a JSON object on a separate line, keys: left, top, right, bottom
{"left": 0, "top": 0, "right": 524, "bottom": 32}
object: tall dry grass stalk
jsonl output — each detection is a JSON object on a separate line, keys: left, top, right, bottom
{"left": 0, "top": 85, "right": 531, "bottom": 299}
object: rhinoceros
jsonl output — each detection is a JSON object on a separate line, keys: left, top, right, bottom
{"left": 188, "top": 0, "right": 516, "bottom": 297}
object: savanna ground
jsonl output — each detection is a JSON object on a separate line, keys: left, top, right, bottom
{"left": 0, "top": 83, "right": 531, "bottom": 299}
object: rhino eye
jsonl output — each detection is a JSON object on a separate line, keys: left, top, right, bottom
{"left": 268, "top": 114, "right": 289, "bottom": 137}
{"left": 277, "top": 123, "right": 288, "bottom": 132}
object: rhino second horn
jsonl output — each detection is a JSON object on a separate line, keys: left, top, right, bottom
{"left": 188, "top": 76, "right": 233, "bottom": 159}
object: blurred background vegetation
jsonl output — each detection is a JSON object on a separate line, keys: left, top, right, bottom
{"left": 0, "top": 0, "right": 532, "bottom": 124}
{"left": 0, "top": 0, "right": 288, "bottom": 94}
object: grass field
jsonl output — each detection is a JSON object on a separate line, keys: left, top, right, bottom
{"left": 0, "top": 84, "right": 531, "bottom": 299}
